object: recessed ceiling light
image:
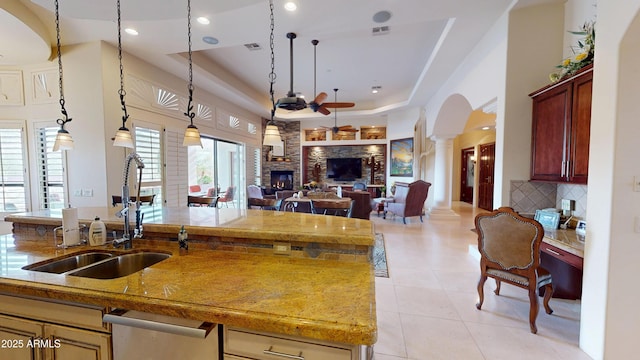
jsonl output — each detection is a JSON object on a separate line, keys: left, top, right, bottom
{"left": 284, "top": 1, "right": 297, "bottom": 11}
{"left": 482, "top": 126, "right": 491, "bottom": 130}
{"left": 203, "top": 36, "right": 219, "bottom": 45}
{"left": 373, "top": 10, "right": 392, "bottom": 23}
{"left": 371, "top": 86, "right": 382, "bottom": 94}
{"left": 197, "top": 17, "right": 210, "bottom": 25}
{"left": 125, "top": 28, "right": 138, "bottom": 36}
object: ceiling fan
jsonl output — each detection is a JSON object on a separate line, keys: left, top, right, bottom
{"left": 276, "top": 32, "right": 306, "bottom": 111}
{"left": 308, "top": 39, "right": 355, "bottom": 115}
{"left": 320, "top": 89, "right": 359, "bottom": 134}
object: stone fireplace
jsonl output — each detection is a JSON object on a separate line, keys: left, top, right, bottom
{"left": 270, "top": 170, "right": 294, "bottom": 190}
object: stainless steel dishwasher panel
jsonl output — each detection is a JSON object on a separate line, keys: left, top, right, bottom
{"left": 105, "top": 309, "right": 218, "bottom": 359}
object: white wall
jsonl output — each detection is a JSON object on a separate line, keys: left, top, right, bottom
{"left": 581, "top": 1, "right": 640, "bottom": 358}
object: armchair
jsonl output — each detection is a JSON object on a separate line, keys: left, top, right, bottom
{"left": 383, "top": 180, "right": 431, "bottom": 224}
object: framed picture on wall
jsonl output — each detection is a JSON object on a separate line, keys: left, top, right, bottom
{"left": 272, "top": 140, "right": 285, "bottom": 157}
{"left": 390, "top": 137, "right": 414, "bottom": 177}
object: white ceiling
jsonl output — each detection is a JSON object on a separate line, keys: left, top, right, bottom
{"left": 2, "top": 0, "right": 520, "bottom": 121}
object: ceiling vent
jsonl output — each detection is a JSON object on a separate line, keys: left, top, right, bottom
{"left": 244, "top": 43, "right": 262, "bottom": 51}
{"left": 372, "top": 26, "right": 390, "bottom": 36}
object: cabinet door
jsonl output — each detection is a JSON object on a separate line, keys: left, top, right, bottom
{"left": 530, "top": 82, "right": 572, "bottom": 182}
{"left": 0, "top": 315, "right": 44, "bottom": 360}
{"left": 44, "top": 324, "right": 111, "bottom": 360}
{"left": 568, "top": 71, "right": 592, "bottom": 184}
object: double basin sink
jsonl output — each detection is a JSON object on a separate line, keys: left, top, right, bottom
{"left": 22, "top": 249, "right": 171, "bottom": 279}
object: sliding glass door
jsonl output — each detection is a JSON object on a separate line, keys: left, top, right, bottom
{"left": 188, "top": 137, "right": 244, "bottom": 207}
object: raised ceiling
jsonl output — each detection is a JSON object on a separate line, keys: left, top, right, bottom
{"left": 2, "top": 0, "right": 523, "bottom": 120}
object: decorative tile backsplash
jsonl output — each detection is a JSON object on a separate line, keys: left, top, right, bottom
{"left": 510, "top": 181, "right": 587, "bottom": 219}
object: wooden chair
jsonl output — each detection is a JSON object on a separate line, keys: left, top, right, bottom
{"left": 217, "top": 186, "right": 235, "bottom": 208}
{"left": 112, "top": 194, "right": 156, "bottom": 207}
{"left": 310, "top": 199, "right": 354, "bottom": 218}
{"left": 188, "top": 195, "right": 218, "bottom": 207}
{"left": 352, "top": 182, "right": 367, "bottom": 191}
{"left": 247, "top": 198, "right": 282, "bottom": 211}
{"left": 475, "top": 207, "right": 554, "bottom": 334}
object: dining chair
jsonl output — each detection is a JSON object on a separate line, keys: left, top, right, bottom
{"left": 310, "top": 199, "right": 354, "bottom": 218}
{"left": 474, "top": 207, "right": 554, "bottom": 334}
{"left": 187, "top": 195, "right": 218, "bottom": 207}
{"left": 217, "top": 186, "right": 236, "bottom": 208}
{"left": 247, "top": 198, "right": 282, "bottom": 211}
{"left": 352, "top": 182, "right": 367, "bottom": 191}
{"left": 112, "top": 194, "right": 156, "bottom": 207}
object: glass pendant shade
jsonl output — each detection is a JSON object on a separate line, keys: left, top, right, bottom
{"left": 113, "top": 127, "right": 134, "bottom": 148}
{"left": 53, "top": 129, "right": 74, "bottom": 151}
{"left": 263, "top": 124, "right": 282, "bottom": 146}
{"left": 183, "top": 124, "right": 202, "bottom": 147}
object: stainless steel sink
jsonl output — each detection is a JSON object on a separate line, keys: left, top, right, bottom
{"left": 68, "top": 252, "right": 171, "bottom": 279}
{"left": 22, "top": 251, "right": 114, "bottom": 274}
{"left": 23, "top": 250, "right": 171, "bottom": 279}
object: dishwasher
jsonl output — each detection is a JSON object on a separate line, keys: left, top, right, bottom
{"left": 104, "top": 309, "right": 219, "bottom": 359}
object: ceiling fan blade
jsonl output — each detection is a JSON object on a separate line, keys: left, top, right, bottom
{"left": 339, "top": 127, "right": 359, "bottom": 132}
{"left": 318, "top": 106, "right": 331, "bottom": 115}
{"left": 322, "top": 102, "right": 355, "bottom": 109}
{"left": 314, "top": 92, "right": 328, "bottom": 105}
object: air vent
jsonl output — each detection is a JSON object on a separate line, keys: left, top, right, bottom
{"left": 372, "top": 26, "right": 390, "bottom": 36}
{"left": 244, "top": 43, "right": 262, "bottom": 51}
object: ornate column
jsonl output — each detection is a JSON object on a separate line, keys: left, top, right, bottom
{"left": 428, "top": 135, "right": 460, "bottom": 219}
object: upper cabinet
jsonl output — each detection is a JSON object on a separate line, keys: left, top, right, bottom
{"left": 529, "top": 65, "right": 592, "bottom": 184}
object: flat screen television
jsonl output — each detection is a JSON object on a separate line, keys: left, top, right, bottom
{"left": 326, "top": 158, "right": 362, "bottom": 181}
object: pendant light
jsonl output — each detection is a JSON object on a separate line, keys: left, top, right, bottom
{"left": 112, "top": 0, "right": 134, "bottom": 148}
{"left": 182, "top": 0, "right": 202, "bottom": 147}
{"left": 52, "top": 0, "right": 74, "bottom": 151}
{"left": 263, "top": 0, "right": 283, "bottom": 147}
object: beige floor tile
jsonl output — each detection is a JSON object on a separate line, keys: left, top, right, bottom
{"left": 367, "top": 202, "right": 588, "bottom": 359}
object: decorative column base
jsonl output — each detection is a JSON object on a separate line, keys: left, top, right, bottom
{"left": 427, "top": 207, "right": 461, "bottom": 220}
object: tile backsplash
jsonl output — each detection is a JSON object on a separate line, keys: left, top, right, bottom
{"left": 510, "top": 181, "right": 587, "bottom": 219}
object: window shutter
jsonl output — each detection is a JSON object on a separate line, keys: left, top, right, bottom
{"left": 164, "top": 129, "right": 188, "bottom": 207}
{"left": 0, "top": 127, "right": 27, "bottom": 212}
{"left": 36, "top": 127, "right": 65, "bottom": 209}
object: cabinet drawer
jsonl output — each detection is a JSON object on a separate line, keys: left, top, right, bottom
{"left": 225, "top": 327, "right": 352, "bottom": 360}
{"left": 0, "top": 294, "right": 108, "bottom": 333}
{"left": 540, "top": 243, "right": 583, "bottom": 270}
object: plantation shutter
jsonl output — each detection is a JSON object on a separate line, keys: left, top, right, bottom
{"left": 36, "top": 127, "right": 66, "bottom": 209}
{"left": 164, "top": 129, "right": 188, "bottom": 207}
{"left": 0, "top": 126, "right": 28, "bottom": 212}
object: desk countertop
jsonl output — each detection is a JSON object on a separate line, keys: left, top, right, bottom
{"left": 543, "top": 228, "right": 585, "bottom": 258}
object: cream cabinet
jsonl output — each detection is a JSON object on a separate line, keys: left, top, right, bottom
{"left": 224, "top": 326, "right": 370, "bottom": 360}
{"left": 0, "top": 294, "right": 111, "bottom": 360}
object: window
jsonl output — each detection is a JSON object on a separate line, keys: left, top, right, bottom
{"left": 36, "top": 126, "right": 65, "bottom": 209}
{"left": 0, "top": 126, "right": 27, "bottom": 212}
{"left": 134, "top": 125, "right": 162, "bottom": 206}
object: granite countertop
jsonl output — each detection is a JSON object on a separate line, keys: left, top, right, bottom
{"left": 5, "top": 207, "right": 375, "bottom": 246}
{"left": 0, "top": 207, "right": 377, "bottom": 345}
{"left": 543, "top": 228, "right": 585, "bottom": 258}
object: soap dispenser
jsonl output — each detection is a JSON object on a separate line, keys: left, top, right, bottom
{"left": 89, "top": 216, "right": 106, "bottom": 246}
{"left": 178, "top": 225, "right": 188, "bottom": 255}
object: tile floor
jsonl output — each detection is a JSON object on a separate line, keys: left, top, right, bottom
{"left": 371, "top": 202, "right": 591, "bottom": 360}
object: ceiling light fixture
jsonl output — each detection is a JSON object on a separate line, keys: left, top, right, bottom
{"left": 371, "top": 85, "right": 381, "bottom": 94}
{"left": 284, "top": 0, "right": 297, "bottom": 11}
{"left": 197, "top": 16, "right": 210, "bottom": 25}
{"left": 112, "top": 0, "right": 134, "bottom": 148}
{"left": 183, "top": 0, "right": 202, "bottom": 147}
{"left": 52, "top": 0, "right": 74, "bottom": 151}
{"left": 202, "top": 36, "right": 219, "bottom": 45}
{"left": 124, "top": 28, "right": 138, "bottom": 36}
{"left": 263, "top": 0, "right": 283, "bottom": 147}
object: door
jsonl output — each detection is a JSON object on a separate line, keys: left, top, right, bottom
{"left": 460, "top": 147, "right": 474, "bottom": 204}
{"left": 477, "top": 143, "right": 495, "bottom": 211}
{"left": 0, "top": 314, "right": 43, "bottom": 360}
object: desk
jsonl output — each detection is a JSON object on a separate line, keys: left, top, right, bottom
{"left": 541, "top": 229, "right": 584, "bottom": 299}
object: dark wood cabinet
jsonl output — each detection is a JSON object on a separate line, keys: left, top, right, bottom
{"left": 529, "top": 65, "right": 592, "bottom": 184}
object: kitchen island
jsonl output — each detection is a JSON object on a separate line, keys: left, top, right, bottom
{"left": 1, "top": 207, "right": 377, "bottom": 359}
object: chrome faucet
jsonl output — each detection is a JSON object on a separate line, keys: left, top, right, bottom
{"left": 114, "top": 152, "right": 145, "bottom": 249}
